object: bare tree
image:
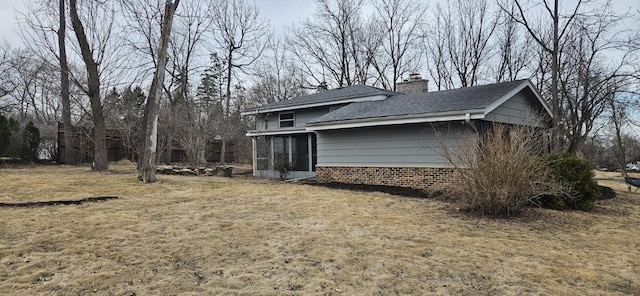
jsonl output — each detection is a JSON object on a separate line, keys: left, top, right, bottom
{"left": 68, "top": 0, "right": 110, "bottom": 170}
{"left": 447, "top": 0, "right": 497, "bottom": 87}
{"left": 156, "top": 0, "right": 214, "bottom": 164}
{"left": 248, "top": 39, "right": 307, "bottom": 106}
{"left": 17, "top": 1, "right": 75, "bottom": 162}
{"left": 500, "top": 0, "right": 584, "bottom": 150}
{"left": 168, "top": 0, "right": 212, "bottom": 102}
{"left": 609, "top": 87, "right": 628, "bottom": 175}
{"left": 288, "top": 0, "right": 370, "bottom": 88}
{"left": 557, "top": 6, "right": 639, "bottom": 153}
{"left": 119, "top": 0, "right": 167, "bottom": 168}
{"left": 494, "top": 3, "right": 533, "bottom": 82}
{"left": 370, "top": 0, "right": 426, "bottom": 90}
{"left": 9, "top": 53, "right": 60, "bottom": 124}
{"left": 425, "top": 0, "right": 497, "bottom": 89}
{"left": 0, "top": 44, "right": 18, "bottom": 113}
{"left": 424, "top": 8, "right": 454, "bottom": 90}
{"left": 210, "top": 0, "right": 270, "bottom": 163}
{"left": 139, "top": 0, "right": 180, "bottom": 183}
{"left": 119, "top": 0, "right": 163, "bottom": 78}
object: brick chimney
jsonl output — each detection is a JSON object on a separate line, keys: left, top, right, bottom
{"left": 396, "top": 73, "right": 428, "bottom": 94}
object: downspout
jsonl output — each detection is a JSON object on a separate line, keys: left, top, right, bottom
{"left": 465, "top": 112, "right": 478, "bottom": 133}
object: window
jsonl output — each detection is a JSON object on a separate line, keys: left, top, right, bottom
{"left": 279, "top": 112, "right": 294, "bottom": 128}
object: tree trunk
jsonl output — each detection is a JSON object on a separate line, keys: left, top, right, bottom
{"left": 139, "top": 0, "right": 179, "bottom": 183}
{"left": 220, "top": 48, "right": 234, "bottom": 165}
{"left": 69, "top": 0, "right": 107, "bottom": 171}
{"left": 610, "top": 95, "right": 627, "bottom": 176}
{"left": 137, "top": 78, "right": 155, "bottom": 172}
{"left": 220, "top": 139, "right": 227, "bottom": 164}
{"left": 550, "top": 0, "right": 561, "bottom": 152}
{"left": 92, "top": 111, "right": 108, "bottom": 170}
{"left": 58, "top": 0, "right": 75, "bottom": 165}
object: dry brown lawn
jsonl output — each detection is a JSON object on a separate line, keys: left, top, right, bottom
{"left": 0, "top": 163, "right": 639, "bottom": 295}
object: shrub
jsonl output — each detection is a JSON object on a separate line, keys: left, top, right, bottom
{"left": 0, "top": 114, "right": 10, "bottom": 156}
{"left": 274, "top": 160, "right": 292, "bottom": 181}
{"left": 439, "top": 123, "right": 562, "bottom": 216}
{"left": 20, "top": 121, "right": 40, "bottom": 162}
{"left": 543, "top": 152, "right": 600, "bottom": 211}
{"left": 1, "top": 115, "right": 23, "bottom": 158}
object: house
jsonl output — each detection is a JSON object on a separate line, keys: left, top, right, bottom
{"left": 242, "top": 77, "right": 552, "bottom": 189}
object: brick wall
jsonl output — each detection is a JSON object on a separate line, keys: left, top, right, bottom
{"left": 316, "top": 166, "right": 462, "bottom": 190}
{"left": 396, "top": 79, "right": 428, "bottom": 94}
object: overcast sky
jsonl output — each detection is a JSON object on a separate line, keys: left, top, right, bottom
{"left": 1, "top": 0, "right": 637, "bottom": 47}
{"left": 0, "top": 0, "right": 320, "bottom": 47}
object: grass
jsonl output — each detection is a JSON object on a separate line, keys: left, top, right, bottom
{"left": 0, "top": 163, "right": 639, "bottom": 295}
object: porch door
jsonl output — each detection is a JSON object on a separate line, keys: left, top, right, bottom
{"left": 291, "top": 134, "right": 308, "bottom": 171}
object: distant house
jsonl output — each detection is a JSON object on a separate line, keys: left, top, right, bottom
{"left": 242, "top": 76, "right": 551, "bottom": 189}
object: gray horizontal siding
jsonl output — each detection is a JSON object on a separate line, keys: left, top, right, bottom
{"left": 294, "top": 109, "right": 328, "bottom": 127}
{"left": 485, "top": 91, "right": 545, "bottom": 126}
{"left": 316, "top": 123, "right": 474, "bottom": 167}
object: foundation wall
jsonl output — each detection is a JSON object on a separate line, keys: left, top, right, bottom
{"left": 316, "top": 166, "right": 461, "bottom": 190}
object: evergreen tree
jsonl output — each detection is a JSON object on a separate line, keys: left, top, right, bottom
{"left": 21, "top": 121, "right": 40, "bottom": 161}
{"left": 114, "top": 85, "right": 146, "bottom": 161}
{"left": 0, "top": 114, "right": 10, "bottom": 156}
{"left": 196, "top": 53, "right": 225, "bottom": 105}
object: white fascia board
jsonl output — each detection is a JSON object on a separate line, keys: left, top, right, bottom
{"left": 246, "top": 128, "right": 309, "bottom": 137}
{"left": 485, "top": 80, "right": 553, "bottom": 117}
{"left": 306, "top": 111, "right": 485, "bottom": 131}
{"left": 240, "top": 94, "right": 389, "bottom": 116}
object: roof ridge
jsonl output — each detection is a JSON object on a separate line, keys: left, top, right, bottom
{"left": 244, "top": 84, "right": 398, "bottom": 113}
{"left": 392, "top": 79, "right": 529, "bottom": 97}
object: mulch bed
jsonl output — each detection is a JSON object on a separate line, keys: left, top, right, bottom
{"left": 301, "top": 181, "right": 618, "bottom": 202}
{"left": 599, "top": 185, "right": 617, "bottom": 200}
{"left": 301, "top": 181, "right": 433, "bottom": 198}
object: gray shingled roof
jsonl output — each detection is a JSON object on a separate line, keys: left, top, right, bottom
{"left": 245, "top": 84, "right": 398, "bottom": 112}
{"left": 308, "top": 79, "right": 529, "bottom": 124}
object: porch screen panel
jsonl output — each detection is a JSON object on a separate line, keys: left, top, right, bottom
{"left": 273, "top": 136, "right": 289, "bottom": 163}
{"left": 255, "top": 136, "right": 271, "bottom": 170}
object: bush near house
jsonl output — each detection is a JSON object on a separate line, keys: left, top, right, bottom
{"left": 441, "top": 124, "right": 562, "bottom": 216}
{"left": 542, "top": 152, "right": 600, "bottom": 211}
{"left": 274, "top": 160, "right": 292, "bottom": 181}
